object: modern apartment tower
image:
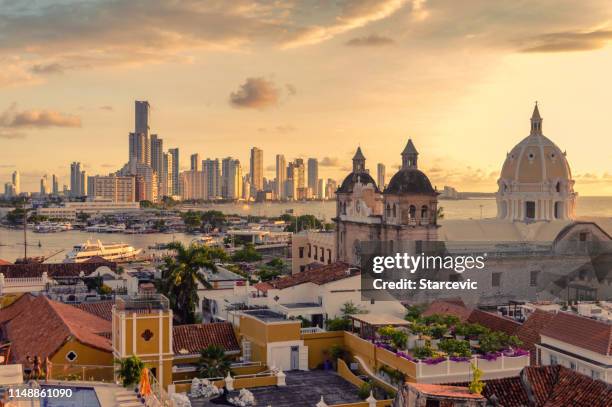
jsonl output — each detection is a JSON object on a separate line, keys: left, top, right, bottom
{"left": 221, "top": 157, "right": 242, "bottom": 200}
{"left": 250, "top": 147, "right": 263, "bottom": 194}
{"left": 70, "top": 162, "right": 87, "bottom": 197}
{"left": 190, "top": 154, "right": 200, "bottom": 171}
{"left": 168, "top": 148, "right": 179, "bottom": 196}
{"left": 307, "top": 158, "right": 319, "bottom": 197}
{"left": 129, "top": 101, "right": 151, "bottom": 164}
{"left": 150, "top": 135, "right": 164, "bottom": 176}
{"left": 203, "top": 158, "right": 220, "bottom": 199}
{"left": 11, "top": 171, "right": 19, "bottom": 195}
{"left": 377, "top": 163, "right": 386, "bottom": 190}
{"left": 52, "top": 174, "right": 59, "bottom": 195}
{"left": 275, "top": 154, "right": 286, "bottom": 200}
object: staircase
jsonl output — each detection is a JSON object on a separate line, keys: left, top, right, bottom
{"left": 114, "top": 389, "right": 144, "bottom": 407}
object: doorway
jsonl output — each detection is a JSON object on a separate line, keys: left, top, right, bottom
{"left": 290, "top": 346, "right": 299, "bottom": 370}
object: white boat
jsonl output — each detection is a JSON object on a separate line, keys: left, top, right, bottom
{"left": 33, "top": 222, "right": 73, "bottom": 233}
{"left": 64, "top": 240, "right": 142, "bottom": 263}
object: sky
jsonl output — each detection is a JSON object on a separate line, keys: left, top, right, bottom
{"left": 0, "top": 0, "right": 611, "bottom": 195}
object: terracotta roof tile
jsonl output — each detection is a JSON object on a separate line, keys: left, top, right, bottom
{"left": 422, "top": 300, "right": 472, "bottom": 322}
{"left": 0, "top": 259, "right": 12, "bottom": 265}
{"left": 265, "top": 262, "right": 354, "bottom": 290}
{"left": 172, "top": 322, "right": 239, "bottom": 356}
{"left": 74, "top": 301, "right": 114, "bottom": 321}
{"left": 515, "top": 309, "right": 556, "bottom": 365}
{"left": 0, "top": 295, "right": 112, "bottom": 362}
{"left": 467, "top": 309, "right": 521, "bottom": 336}
{"left": 540, "top": 311, "right": 612, "bottom": 356}
{"left": 0, "top": 261, "right": 117, "bottom": 279}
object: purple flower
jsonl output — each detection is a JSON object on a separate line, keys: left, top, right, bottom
{"left": 422, "top": 356, "right": 446, "bottom": 365}
{"left": 478, "top": 352, "right": 501, "bottom": 361}
{"left": 449, "top": 356, "right": 470, "bottom": 362}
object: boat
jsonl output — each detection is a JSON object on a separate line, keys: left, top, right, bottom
{"left": 33, "top": 222, "right": 73, "bottom": 233}
{"left": 64, "top": 240, "right": 142, "bottom": 263}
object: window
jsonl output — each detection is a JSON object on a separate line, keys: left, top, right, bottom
{"left": 492, "top": 273, "right": 501, "bottom": 288}
{"left": 307, "top": 244, "right": 311, "bottom": 257}
{"left": 570, "top": 361, "right": 576, "bottom": 370}
{"left": 392, "top": 204, "right": 396, "bottom": 217}
{"left": 386, "top": 204, "right": 391, "bottom": 217}
{"left": 409, "top": 205, "right": 416, "bottom": 219}
{"left": 299, "top": 247, "right": 304, "bottom": 258}
{"left": 530, "top": 271, "right": 539, "bottom": 287}
{"left": 591, "top": 370, "right": 601, "bottom": 380}
{"left": 242, "top": 340, "right": 252, "bottom": 362}
{"left": 66, "top": 351, "right": 78, "bottom": 362}
{"left": 550, "top": 355, "right": 558, "bottom": 365}
{"left": 313, "top": 245, "right": 318, "bottom": 260}
{"left": 421, "top": 205, "right": 428, "bottom": 219}
{"left": 525, "top": 201, "right": 536, "bottom": 219}
{"left": 579, "top": 232, "right": 588, "bottom": 242}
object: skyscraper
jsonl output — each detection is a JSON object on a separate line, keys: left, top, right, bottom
{"left": 168, "top": 148, "right": 179, "bottom": 196}
{"left": 135, "top": 100, "right": 150, "bottom": 136}
{"left": 203, "top": 159, "right": 220, "bottom": 199}
{"left": 307, "top": 158, "right": 318, "bottom": 197}
{"left": 377, "top": 163, "right": 386, "bottom": 190}
{"left": 40, "top": 175, "right": 49, "bottom": 195}
{"left": 11, "top": 171, "right": 19, "bottom": 195}
{"left": 129, "top": 101, "right": 151, "bottom": 164}
{"left": 275, "top": 154, "right": 286, "bottom": 200}
{"left": 250, "top": 147, "right": 263, "bottom": 194}
{"left": 150, "top": 135, "right": 164, "bottom": 176}
{"left": 221, "top": 157, "right": 242, "bottom": 200}
{"left": 190, "top": 153, "right": 200, "bottom": 171}
{"left": 52, "top": 174, "right": 59, "bottom": 195}
{"left": 162, "top": 152, "right": 173, "bottom": 197}
{"left": 70, "top": 162, "right": 86, "bottom": 196}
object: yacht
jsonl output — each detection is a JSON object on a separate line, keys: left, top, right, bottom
{"left": 65, "top": 240, "right": 141, "bottom": 263}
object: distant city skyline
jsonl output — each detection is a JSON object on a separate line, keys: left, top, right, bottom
{"left": 1, "top": 1, "right": 611, "bottom": 195}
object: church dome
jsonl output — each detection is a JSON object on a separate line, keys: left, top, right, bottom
{"left": 499, "top": 104, "right": 572, "bottom": 186}
{"left": 384, "top": 168, "right": 435, "bottom": 195}
{"left": 337, "top": 172, "right": 379, "bottom": 194}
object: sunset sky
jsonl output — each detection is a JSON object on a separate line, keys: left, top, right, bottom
{"left": 1, "top": 0, "right": 612, "bottom": 195}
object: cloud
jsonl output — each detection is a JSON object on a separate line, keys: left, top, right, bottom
{"left": 229, "top": 77, "right": 280, "bottom": 109}
{"left": 320, "top": 157, "right": 341, "bottom": 167}
{"left": 518, "top": 29, "right": 612, "bottom": 53}
{"left": 346, "top": 34, "right": 395, "bottom": 47}
{"left": 0, "top": 104, "right": 81, "bottom": 128}
{"left": 30, "top": 63, "right": 65, "bottom": 75}
{"left": 0, "top": 130, "right": 25, "bottom": 140}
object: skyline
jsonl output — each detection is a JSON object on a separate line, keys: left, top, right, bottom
{"left": 1, "top": 1, "right": 612, "bottom": 194}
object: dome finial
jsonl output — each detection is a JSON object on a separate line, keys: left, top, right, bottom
{"left": 530, "top": 102, "right": 542, "bottom": 136}
{"left": 401, "top": 138, "right": 418, "bottom": 169}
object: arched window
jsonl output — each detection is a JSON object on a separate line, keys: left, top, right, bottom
{"left": 409, "top": 205, "right": 416, "bottom": 219}
{"left": 555, "top": 182, "right": 561, "bottom": 193}
{"left": 392, "top": 204, "right": 397, "bottom": 217}
{"left": 386, "top": 204, "right": 391, "bottom": 218}
{"left": 421, "top": 205, "right": 428, "bottom": 219}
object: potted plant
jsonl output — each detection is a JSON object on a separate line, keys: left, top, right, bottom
{"left": 453, "top": 323, "right": 468, "bottom": 341}
{"left": 429, "top": 324, "right": 448, "bottom": 349}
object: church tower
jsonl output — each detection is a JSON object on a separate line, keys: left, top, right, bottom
{"left": 352, "top": 147, "right": 366, "bottom": 172}
{"left": 401, "top": 139, "right": 418, "bottom": 169}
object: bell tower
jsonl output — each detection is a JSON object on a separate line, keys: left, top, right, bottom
{"left": 352, "top": 147, "right": 366, "bottom": 173}
{"left": 401, "top": 139, "right": 418, "bottom": 169}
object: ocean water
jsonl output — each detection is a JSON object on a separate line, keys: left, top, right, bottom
{"left": 0, "top": 196, "right": 610, "bottom": 263}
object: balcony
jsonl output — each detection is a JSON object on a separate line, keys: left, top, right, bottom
{"left": 115, "top": 294, "right": 170, "bottom": 312}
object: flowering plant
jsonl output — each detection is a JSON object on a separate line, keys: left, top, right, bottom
{"left": 422, "top": 356, "right": 446, "bottom": 365}
{"left": 478, "top": 352, "right": 501, "bottom": 361}
{"left": 449, "top": 356, "right": 470, "bottom": 362}
{"left": 503, "top": 348, "right": 529, "bottom": 357}
{"left": 395, "top": 351, "right": 417, "bottom": 362}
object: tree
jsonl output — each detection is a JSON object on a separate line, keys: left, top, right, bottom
{"left": 5, "top": 207, "right": 26, "bottom": 225}
{"left": 181, "top": 210, "right": 202, "bottom": 232}
{"left": 231, "top": 244, "right": 262, "bottom": 262}
{"left": 284, "top": 214, "right": 323, "bottom": 233}
{"left": 115, "top": 356, "right": 144, "bottom": 387}
{"left": 340, "top": 301, "right": 367, "bottom": 317}
{"left": 76, "top": 212, "right": 90, "bottom": 223}
{"left": 157, "top": 242, "right": 228, "bottom": 324}
{"left": 198, "top": 345, "right": 231, "bottom": 378}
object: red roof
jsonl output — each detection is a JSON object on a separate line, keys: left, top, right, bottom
{"left": 540, "top": 311, "right": 612, "bottom": 356}
{"left": 0, "top": 296, "right": 112, "bottom": 362}
{"left": 422, "top": 299, "right": 472, "bottom": 322}
{"left": 74, "top": 301, "right": 114, "bottom": 321}
{"left": 0, "top": 259, "right": 12, "bottom": 265}
{"left": 264, "top": 262, "right": 354, "bottom": 290}
{"left": 408, "top": 383, "right": 484, "bottom": 400}
{"left": 172, "top": 322, "right": 239, "bottom": 356}
{"left": 0, "top": 261, "right": 116, "bottom": 278}
{"left": 516, "top": 309, "right": 556, "bottom": 365}
{"left": 467, "top": 309, "right": 521, "bottom": 336}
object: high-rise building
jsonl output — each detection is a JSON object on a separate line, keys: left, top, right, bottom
{"left": 242, "top": 176, "right": 251, "bottom": 201}
{"left": 117, "top": 160, "right": 158, "bottom": 202}
{"left": 162, "top": 152, "right": 173, "bottom": 197}
{"left": 307, "top": 158, "right": 319, "bottom": 197}
{"left": 317, "top": 179, "right": 325, "bottom": 200}
{"left": 4, "top": 182, "right": 16, "bottom": 197}
{"left": 70, "top": 162, "right": 86, "bottom": 196}
{"left": 275, "top": 154, "right": 286, "bottom": 200}
{"left": 325, "top": 178, "right": 337, "bottom": 200}
{"left": 52, "top": 174, "right": 59, "bottom": 195}
{"left": 88, "top": 175, "right": 136, "bottom": 202}
{"left": 377, "top": 163, "right": 386, "bottom": 190}
{"left": 221, "top": 157, "right": 242, "bottom": 200}
{"left": 150, "top": 134, "right": 164, "bottom": 176}
{"left": 11, "top": 171, "right": 19, "bottom": 195}
{"left": 190, "top": 153, "right": 200, "bottom": 171}
{"left": 168, "top": 148, "right": 179, "bottom": 196}
{"left": 202, "top": 158, "right": 220, "bottom": 199}
{"left": 135, "top": 100, "right": 150, "bottom": 136}
{"left": 180, "top": 170, "right": 207, "bottom": 200}
{"left": 250, "top": 147, "right": 263, "bottom": 194}
{"left": 40, "top": 175, "right": 49, "bottom": 195}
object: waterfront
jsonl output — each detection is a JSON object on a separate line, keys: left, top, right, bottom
{"left": 0, "top": 196, "right": 610, "bottom": 262}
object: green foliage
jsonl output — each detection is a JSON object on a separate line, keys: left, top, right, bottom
{"left": 429, "top": 323, "right": 448, "bottom": 339}
{"left": 157, "top": 242, "right": 228, "bottom": 324}
{"left": 410, "top": 323, "right": 431, "bottom": 337}
{"left": 283, "top": 214, "right": 323, "bottom": 233}
{"left": 378, "top": 365, "right": 406, "bottom": 386}
{"left": 231, "top": 243, "right": 262, "bottom": 262}
{"left": 99, "top": 284, "right": 113, "bottom": 295}
{"left": 438, "top": 339, "right": 471, "bottom": 357}
{"left": 340, "top": 301, "right": 367, "bottom": 317}
{"left": 357, "top": 383, "right": 372, "bottom": 400}
{"left": 465, "top": 323, "right": 489, "bottom": 339}
{"left": 479, "top": 331, "right": 523, "bottom": 353}
{"left": 115, "top": 356, "right": 144, "bottom": 387}
{"left": 378, "top": 326, "right": 408, "bottom": 349}
{"left": 469, "top": 362, "right": 485, "bottom": 394}
{"left": 5, "top": 207, "right": 26, "bottom": 225}
{"left": 198, "top": 345, "right": 231, "bottom": 378}
{"left": 330, "top": 344, "right": 345, "bottom": 361}
{"left": 412, "top": 346, "right": 435, "bottom": 359}
{"left": 404, "top": 304, "right": 425, "bottom": 322}
{"left": 256, "top": 267, "right": 282, "bottom": 282}
{"left": 266, "top": 257, "right": 285, "bottom": 270}
{"left": 326, "top": 317, "right": 351, "bottom": 331}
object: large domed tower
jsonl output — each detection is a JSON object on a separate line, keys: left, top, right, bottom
{"left": 497, "top": 104, "right": 576, "bottom": 222}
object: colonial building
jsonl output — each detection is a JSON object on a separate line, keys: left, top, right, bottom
{"left": 335, "top": 141, "right": 439, "bottom": 266}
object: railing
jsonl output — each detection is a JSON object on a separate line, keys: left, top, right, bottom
{"left": 301, "top": 326, "right": 326, "bottom": 334}
{"left": 116, "top": 294, "right": 170, "bottom": 311}
{"left": 45, "top": 364, "right": 115, "bottom": 383}
{"left": 148, "top": 368, "right": 174, "bottom": 407}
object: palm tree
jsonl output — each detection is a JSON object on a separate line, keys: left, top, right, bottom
{"left": 157, "top": 242, "right": 228, "bottom": 324}
{"left": 198, "top": 345, "right": 231, "bottom": 378}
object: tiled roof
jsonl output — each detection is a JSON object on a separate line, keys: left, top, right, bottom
{"left": 0, "top": 295, "right": 112, "bottom": 362}
{"left": 422, "top": 299, "right": 472, "bottom": 322}
{"left": 516, "top": 309, "right": 556, "bottom": 365}
{"left": 264, "top": 262, "right": 354, "bottom": 290}
{"left": 407, "top": 383, "right": 485, "bottom": 400}
{"left": 540, "top": 311, "right": 612, "bottom": 356}
{"left": 467, "top": 309, "right": 521, "bottom": 336}
{"left": 172, "top": 322, "right": 239, "bottom": 356}
{"left": 453, "top": 365, "right": 611, "bottom": 407}
{"left": 0, "top": 261, "right": 117, "bottom": 278}
{"left": 0, "top": 294, "right": 36, "bottom": 325}
{"left": 254, "top": 282, "right": 273, "bottom": 293}
{"left": 74, "top": 301, "right": 114, "bottom": 321}
{"left": 0, "top": 259, "right": 12, "bottom": 265}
